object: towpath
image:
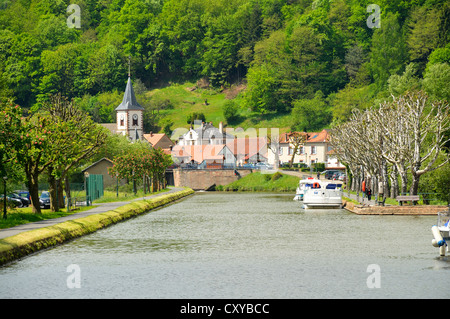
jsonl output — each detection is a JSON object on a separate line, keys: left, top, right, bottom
{"left": 0, "top": 187, "right": 185, "bottom": 240}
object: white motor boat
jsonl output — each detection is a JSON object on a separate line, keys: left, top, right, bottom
{"left": 293, "top": 177, "right": 317, "bottom": 201}
{"left": 301, "top": 180, "right": 343, "bottom": 209}
{"left": 431, "top": 208, "right": 450, "bottom": 256}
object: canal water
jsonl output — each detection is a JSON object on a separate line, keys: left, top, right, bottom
{"left": 0, "top": 192, "right": 448, "bottom": 299}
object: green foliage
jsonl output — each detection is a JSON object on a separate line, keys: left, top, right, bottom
{"left": 291, "top": 90, "right": 331, "bottom": 132}
{"left": 369, "top": 12, "right": 407, "bottom": 91}
{"left": 418, "top": 159, "right": 450, "bottom": 204}
{"left": 0, "top": 0, "right": 448, "bottom": 135}
{"left": 422, "top": 63, "right": 450, "bottom": 101}
{"left": 222, "top": 100, "right": 239, "bottom": 124}
{"left": 271, "top": 171, "right": 283, "bottom": 181}
{"left": 187, "top": 112, "right": 206, "bottom": 125}
{"left": 387, "top": 63, "right": 421, "bottom": 96}
{"left": 108, "top": 143, "right": 173, "bottom": 192}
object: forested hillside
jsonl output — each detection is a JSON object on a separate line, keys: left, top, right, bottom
{"left": 1, "top": 0, "right": 449, "bottom": 132}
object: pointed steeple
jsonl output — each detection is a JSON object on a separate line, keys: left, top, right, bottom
{"left": 115, "top": 77, "right": 144, "bottom": 111}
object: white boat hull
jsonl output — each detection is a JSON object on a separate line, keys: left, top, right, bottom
{"left": 302, "top": 184, "right": 342, "bottom": 209}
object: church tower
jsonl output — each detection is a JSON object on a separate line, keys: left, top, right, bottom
{"left": 115, "top": 76, "right": 144, "bottom": 142}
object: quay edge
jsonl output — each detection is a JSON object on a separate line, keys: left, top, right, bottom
{"left": 0, "top": 188, "right": 194, "bottom": 266}
{"left": 342, "top": 199, "right": 446, "bottom": 215}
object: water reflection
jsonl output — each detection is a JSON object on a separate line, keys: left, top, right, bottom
{"left": 0, "top": 192, "right": 448, "bottom": 299}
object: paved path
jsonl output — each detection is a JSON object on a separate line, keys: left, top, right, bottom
{"left": 0, "top": 187, "right": 185, "bottom": 240}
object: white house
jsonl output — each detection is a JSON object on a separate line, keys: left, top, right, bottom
{"left": 178, "top": 121, "right": 234, "bottom": 146}
{"left": 267, "top": 129, "right": 345, "bottom": 169}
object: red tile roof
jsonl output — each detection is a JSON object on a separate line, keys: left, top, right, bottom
{"left": 171, "top": 144, "right": 226, "bottom": 163}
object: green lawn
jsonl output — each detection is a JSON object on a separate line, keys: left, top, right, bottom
{"left": 93, "top": 188, "right": 170, "bottom": 203}
{"left": 148, "top": 82, "right": 293, "bottom": 134}
{"left": 216, "top": 172, "right": 299, "bottom": 192}
{"left": 0, "top": 205, "right": 93, "bottom": 229}
{"left": 0, "top": 188, "right": 171, "bottom": 229}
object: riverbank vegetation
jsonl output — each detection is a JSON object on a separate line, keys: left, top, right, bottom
{"left": 216, "top": 172, "right": 298, "bottom": 192}
{"left": 331, "top": 91, "right": 449, "bottom": 202}
{"left": 1, "top": 0, "right": 449, "bottom": 209}
{"left": 0, "top": 187, "right": 172, "bottom": 229}
{"left": 1, "top": 0, "right": 448, "bottom": 132}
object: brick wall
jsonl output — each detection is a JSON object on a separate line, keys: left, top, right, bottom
{"left": 173, "top": 169, "right": 253, "bottom": 190}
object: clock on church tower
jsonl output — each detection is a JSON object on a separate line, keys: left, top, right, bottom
{"left": 115, "top": 76, "right": 144, "bottom": 142}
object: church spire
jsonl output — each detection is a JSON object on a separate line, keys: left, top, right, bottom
{"left": 115, "top": 76, "right": 144, "bottom": 111}
{"left": 128, "top": 55, "right": 131, "bottom": 77}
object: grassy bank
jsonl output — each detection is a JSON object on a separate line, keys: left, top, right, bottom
{"left": 0, "top": 188, "right": 171, "bottom": 230}
{"left": 0, "top": 188, "right": 194, "bottom": 265}
{"left": 0, "top": 205, "right": 94, "bottom": 230}
{"left": 93, "top": 188, "right": 170, "bottom": 203}
{"left": 216, "top": 172, "right": 299, "bottom": 192}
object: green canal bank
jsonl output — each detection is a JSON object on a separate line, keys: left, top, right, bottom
{"left": 0, "top": 187, "right": 194, "bottom": 266}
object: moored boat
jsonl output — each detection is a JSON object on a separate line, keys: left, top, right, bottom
{"left": 293, "top": 177, "right": 317, "bottom": 201}
{"left": 431, "top": 208, "right": 450, "bottom": 256}
{"left": 301, "top": 180, "right": 343, "bottom": 209}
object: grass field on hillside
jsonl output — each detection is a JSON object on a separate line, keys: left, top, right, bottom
{"left": 147, "top": 82, "right": 293, "bottom": 135}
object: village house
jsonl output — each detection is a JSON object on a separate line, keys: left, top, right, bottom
{"left": 171, "top": 144, "right": 236, "bottom": 168}
{"left": 143, "top": 132, "right": 174, "bottom": 155}
{"left": 177, "top": 121, "right": 234, "bottom": 146}
{"left": 81, "top": 158, "right": 126, "bottom": 188}
{"left": 267, "top": 129, "right": 345, "bottom": 170}
{"left": 226, "top": 137, "right": 268, "bottom": 166}
{"left": 172, "top": 121, "right": 271, "bottom": 168}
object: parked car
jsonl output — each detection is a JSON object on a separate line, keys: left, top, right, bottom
{"left": 15, "top": 190, "right": 31, "bottom": 202}
{"left": 332, "top": 172, "right": 344, "bottom": 180}
{"left": 338, "top": 173, "right": 346, "bottom": 182}
{"left": 255, "top": 162, "right": 273, "bottom": 170}
{"left": 0, "top": 194, "right": 22, "bottom": 208}
{"left": 8, "top": 192, "right": 30, "bottom": 207}
{"left": 324, "top": 170, "right": 340, "bottom": 179}
{"left": 39, "top": 191, "right": 51, "bottom": 209}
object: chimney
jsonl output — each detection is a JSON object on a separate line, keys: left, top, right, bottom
{"left": 219, "top": 121, "right": 223, "bottom": 134}
{"left": 150, "top": 131, "right": 153, "bottom": 137}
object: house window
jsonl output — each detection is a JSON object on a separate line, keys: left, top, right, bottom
{"left": 311, "top": 146, "right": 317, "bottom": 154}
{"left": 288, "top": 147, "right": 293, "bottom": 155}
{"left": 279, "top": 147, "right": 283, "bottom": 155}
{"left": 120, "top": 119, "right": 124, "bottom": 126}
{"left": 297, "top": 146, "right": 304, "bottom": 154}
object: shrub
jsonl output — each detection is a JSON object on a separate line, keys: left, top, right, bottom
{"left": 271, "top": 172, "right": 283, "bottom": 181}
{"left": 222, "top": 100, "right": 239, "bottom": 124}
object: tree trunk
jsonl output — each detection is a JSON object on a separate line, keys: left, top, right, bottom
{"left": 390, "top": 166, "right": 399, "bottom": 199}
{"left": 64, "top": 174, "right": 71, "bottom": 208}
{"left": 410, "top": 173, "right": 420, "bottom": 196}
{"left": 382, "top": 160, "right": 390, "bottom": 198}
{"left": 48, "top": 174, "right": 59, "bottom": 212}
{"left": 57, "top": 179, "right": 65, "bottom": 209}
{"left": 26, "top": 170, "right": 41, "bottom": 214}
